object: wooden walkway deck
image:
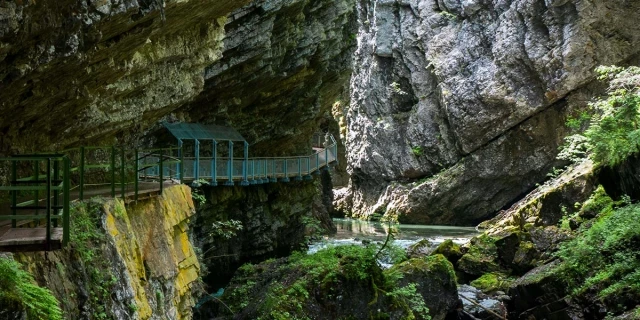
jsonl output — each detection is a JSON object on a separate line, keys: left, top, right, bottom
{"left": 0, "top": 180, "right": 177, "bottom": 252}
{"left": 0, "top": 228, "right": 63, "bottom": 252}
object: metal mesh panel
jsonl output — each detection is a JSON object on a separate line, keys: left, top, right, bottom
{"left": 164, "top": 122, "right": 246, "bottom": 142}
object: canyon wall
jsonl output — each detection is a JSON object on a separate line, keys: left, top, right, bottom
{"left": 343, "top": 0, "right": 640, "bottom": 224}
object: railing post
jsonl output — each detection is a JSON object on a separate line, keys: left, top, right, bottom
{"left": 79, "top": 146, "right": 85, "bottom": 200}
{"left": 10, "top": 160, "right": 16, "bottom": 228}
{"left": 282, "top": 159, "right": 290, "bottom": 182}
{"left": 45, "top": 157, "right": 52, "bottom": 251}
{"left": 225, "top": 141, "right": 234, "bottom": 186}
{"left": 270, "top": 159, "right": 276, "bottom": 183}
{"left": 53, "top": 159, "right": 59, "bottom": 228}
{"left": 325, "top": 148, "right": 329, "bottom": 169}
{"left": 315, "top": 153, "right": 320, "bottom": 174}
{"left": 33, "top": 160, "right": 39, "bottom": 216}
{"left": 195, "top": 139, "right": 200, "bottom": 181}
{"left": 111, "top": 146, "right": 116, "bottom": 198}
{"left": 212, "top": 141, "right": 218, "bottom": 186}
{"left": 120, "top": 148, "right": 125, "bottom": 198}
{"left": 252, "top": 159, "right": 256, "bottom": 184}
{"left": 179, "top": 141, "right": 184, "bottom": 183}
{"left": 241, "top": 142, "right": 249, "bottom": 186}
{"left": 295, "top": 158, "right": 302, "bottom": 181}
{"left": 159, "top": 149, "right": 164, "bottom": 193}
{"left": 134, "top": 149, "right": 139, "bottom": 202}
{"left": 63, "top": 157, "right": 70, "bottom": 246}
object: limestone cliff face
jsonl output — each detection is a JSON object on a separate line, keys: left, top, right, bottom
{"left": 15, "top": 185, "right": 199, "bottom": 320}
{"left": 0, "top": 0, "right": 248, "bottom": 152}
{"left": 184, "top": 0, "right": 355, "bottom": 155}
{"left": 344, "top": 0, "right": 640, "bottom": 224}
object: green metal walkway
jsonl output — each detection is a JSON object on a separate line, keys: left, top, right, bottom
{"left": 0, "top": 129, "right": 338, "bottom": 252}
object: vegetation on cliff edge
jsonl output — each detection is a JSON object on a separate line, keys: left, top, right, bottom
{"left": 0, "top": 257, "right": 62, "bottom": 320}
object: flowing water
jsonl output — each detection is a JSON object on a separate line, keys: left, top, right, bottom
{"left": 309, "top": 218, "right": 480, "bottom": 254}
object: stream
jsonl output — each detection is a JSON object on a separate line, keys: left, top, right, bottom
{"left": 308, "top": 219, "right": 502, "bottom": 316}
{"left": 308, "top": 218, "right": 480, "bottom": 254}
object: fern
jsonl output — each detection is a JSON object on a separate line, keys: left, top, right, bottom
{"left": 0, "top": 257, "right": 62, "bottom": 320}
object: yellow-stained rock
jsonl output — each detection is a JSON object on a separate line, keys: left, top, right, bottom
{"left": 102, "top": 184, "right": 199, "bottom": 320}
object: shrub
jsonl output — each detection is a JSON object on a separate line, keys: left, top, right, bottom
{"left": 556, "top": 203, "right": 640, "bottom": 311}
{"left": 584, "top": 66, "right": 640, "bottom": 166}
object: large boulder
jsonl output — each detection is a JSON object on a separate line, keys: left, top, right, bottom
{"left": 391, "top": 255, "right": 460, "bottom": 320}
{"left": 431, "top": 239, "right": 464, "bottom": 265}
{"left": 507, "top": 261, "right": 572, "bottom": 319}
{"left": 218, "top": 247, "right": 459, "bottom": 320}
{"left": 457, "top": 234, "right": 502, "bottom": 279}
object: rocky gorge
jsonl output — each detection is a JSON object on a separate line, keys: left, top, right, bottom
{"left": 1, "top": 0, "right": 640, "bottom": 319}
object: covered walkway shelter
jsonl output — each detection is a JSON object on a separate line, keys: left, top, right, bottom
{"left": 162, "top": 122, "right": 337, "bottom": 187}
{"left": 163, "top": 122, "right": 250, "bottom": 186}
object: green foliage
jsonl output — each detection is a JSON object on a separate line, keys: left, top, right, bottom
{"left": 70, "top": 201, "right": 118, "bottom": 319}
{"left": 557, "top": 66, "right": 640, "bottom": 166}
{"left": 390, "top": 82, "right": 408, "bottom": 95}
{"left": 585, "top": 66, "right": 640, "bottom": 166}
{"left": 411, "top": 146, "right": 424, "bottom": 157}
{"left": 191, "top": 179, "right": 209, "bottom": 206}
{"left": 439, "top": 11, "right": 457, "bottom": 21}
{"left": 386, "top": 283, "right": 431, "bottom": 320}
{"left": 579, "top": 185, "right": 615, "bottom": 217}
{"left": 546, "top": 166, "right": 565, "bottom": 179}
{"left": 0, "top": 257, "right": 62, "bottom": 320}
{"left": 557, "top": 134, "right": 590, "bottom": 163}
{"left": 565, "top": 111, "right": 592, "bottom": 130}
{"left": 556, "top": 202, "right": 640, "bottom": 312}
{"left": 210, "top": 220, "right": 243, "bottom": 239}
{"left": 155, "top": 290, "right": 165, "bottom": 313}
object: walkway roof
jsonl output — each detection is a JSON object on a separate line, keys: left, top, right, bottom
{"left": 163, "top": 122, "right": 246, "bottom": 142}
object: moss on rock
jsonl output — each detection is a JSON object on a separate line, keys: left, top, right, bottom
{"left": 430, "top": 239, "right": 463, "bottom": 266}
{"left": 457, "top": 234, "right": 502, "bottom": 278}
{"left": 469, "top": 272, "right": 515, "bottom": 293}
{"left": 221, "top": 248, "right": 459, "bottom": 320}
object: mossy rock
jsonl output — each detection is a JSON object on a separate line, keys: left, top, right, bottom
{"left": 512, "top": 241, "right": 540, "bottom": 274}
{"left": 221, "top": 245, "right": 455, "bottom": 320}
{"left": 495, "top": 232, "right": 521, "bottom": 266}
{"left": 389, "top": 255, "right": 459, "bottom": 320}
{"left": 431, "top": 239, "right": 463, "bottom": 265}
{"left": 457, "top": 234, "right": 502, "bottom": 277}
{"left": 508, "top": 260, "right": 565, "bottom": 316}
{"left": 469, "top": 272, "right": 515, "bottom": 293}
{"left": 407, "top": 239, "right": 433, "bottom": 258}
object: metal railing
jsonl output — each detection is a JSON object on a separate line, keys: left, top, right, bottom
{"left": 175, "top": 134, "right": 338, "bottom": 185}
{"left": 0, "top": 155, "right": 70, "bottom": 250}
{"left": 62, "top": 146, "right": 179, "bottom": 201}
